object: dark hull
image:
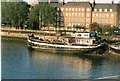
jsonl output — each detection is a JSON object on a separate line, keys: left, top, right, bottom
{"left": 28, "top": 44, "right": 107, "bottom": 54}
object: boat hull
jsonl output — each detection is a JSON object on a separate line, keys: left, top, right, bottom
{"left": 109, "top": 46, "right": 120, "bottom": 54}
{"left": 28, "top": 39, "right": 107, "bottom": 54}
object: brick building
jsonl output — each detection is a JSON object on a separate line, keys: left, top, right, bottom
{"left": 57, "top": 0, "right": 120, "bottom": 31}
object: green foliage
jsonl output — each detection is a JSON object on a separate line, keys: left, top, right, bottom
{"left": 1, "top": 1, "right": 29, "bottom": 29}
{"left": 73, "top": 25, "right": 85, "bottom": 29}
{"left": 102, "top": 25, "right": 111, "bottom": 35}
{"left": 27, "top": 3, "right": 57, "bottom": 30}
{"left": 89, "top": 22, "right": 100, "bottom": 32}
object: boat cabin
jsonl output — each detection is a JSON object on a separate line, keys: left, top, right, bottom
{"left": 63, "top": 32, "right": 98, "bottom": 45}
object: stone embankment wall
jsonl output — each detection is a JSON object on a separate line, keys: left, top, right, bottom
{"left": 1, "top": 27, "right": 63, "bottom": 41}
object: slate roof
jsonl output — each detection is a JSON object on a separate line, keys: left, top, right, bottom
{"left": 63, "top": 2, "right": 120, "bottom": 12}
{"left": 94, "top": 3, "right": 120, "bottom": 11}
{"left": 64, "top": 2, "right": 92, "bottom": 7}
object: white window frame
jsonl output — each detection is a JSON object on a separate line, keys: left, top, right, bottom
{"left": 66, "top": 8, "right": 68, "bottom": 11}
{"left": 104, "top": 9, "right": 107, "bottom": 12}
{"left": 82, "top": 8, "right": 84, "bottom": 11}
{"left": 66, "top": 13, "right": 68, "bottom": 16}
{"left": 110, "top": 9, "right": 113, "bottom": 12}
{"left": 75, "top": 8, "right": 77, "bottom": 11}
{"left": 72, "top": 8, "right": 74, "bottom": 11}
{"left": 99, "top": 9, "right": 102, "bottom": 12}
{"left": 69, "top": 8, "right": 71, "bottom": 11}
{"left": 87, "top": 8, "right": 90, "bottom": 12}
{"left": 86, "top": 13, "right": 90, "bottom": 17}
{"left": 96, "top": 14, "right": 98, "bottom": 17}
{"left": 110, "top": 14, "right": 114, "bottom": 18}
{"left": 61, "top": 8, "right": 63, "bottom": 11}
{"left": 94, "top": 9, "right": 97, "bottom": 12}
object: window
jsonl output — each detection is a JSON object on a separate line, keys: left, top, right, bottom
{"left": 81, "top": 13, "right": 84, "bottom": 17}
{"left": 72, "top": 8, "right": 74, "bottom": 11}
{"left": 66, "top": 13, "right": 68, "bottom": 16}
{"left": 106, "top": 14, "right": 109, "bottom": 18}
{"left": 86, "top": 13, "right": 90, "bottom": 17}
{"left": 66, "top": 8, "right": 68, "bottom": 11}
{"left": 104, "top": 9, "right": 107, "bottom": 12}
{"left": 78, "top": 8, "right": 81, "bottom": 11}
{"left": 99, "top": 9, "right": 102, "bottom": 12}
{"left": 110, "top": 9, "right": 113, "bottom": 12}
{"left": 96, "top": 14, "right": 98, "bottom": 17}
{"left": 75, "top": 8, "right": 77, "bottom": 11}
{"left": 82, "top": 8, "right": 84, "bottom": 11}
{"left": 72, "top": 13, "right": 74, "bottom": 16}
{"left": 75, "top": 13, "right": 77, "bottom": 16}
{"left": 69, "top": 23, "right": 71, "bottom": 26}
{"left": 110, "top": 14, "right": 114, "bottom": 18}
{"left": 61, "top": 8, "right": 63, "bottom": 11}
{"left": 87, "top": 8, "right": 90, "bottom": 12}
{"left": 94, "top": 9, "right": 97, "bottom": 12}
{"left": 69, "top": 8, "right": 71, "bottom": 11}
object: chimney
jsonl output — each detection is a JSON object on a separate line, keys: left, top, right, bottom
{"left": 92, "top": 0, "right": 95, "bottom": 8}
{"left": 111, "top": 0, "right": 114, "bottom": 5}
{"left": 63, "top": 0, "right": 65, "bottom": 5}
{"left": 48, "top": 0, "right": 50, "bottom": 4}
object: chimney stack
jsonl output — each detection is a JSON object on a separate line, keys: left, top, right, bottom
{"left": 111, "top": 0, "right": 114, "bottom": 5}
{"left": 63, "top": 0, "right": 65, "bottom": 5}
{"left": 48, "top": 0, "right": 50, "bottom": 4}
{"left": 92, "top": 0, "right": 95, "bottom": 8}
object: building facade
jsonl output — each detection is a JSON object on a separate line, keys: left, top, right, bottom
{"left": 58, "top": 1, "right": 120, "bottom": 31}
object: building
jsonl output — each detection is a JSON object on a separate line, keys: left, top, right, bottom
{"left": 58, "top": 0, "right": 120, "bottom": 31}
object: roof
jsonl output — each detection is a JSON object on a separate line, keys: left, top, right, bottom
{"left": 63, "top": 2, "right": 120, "bottom": 11}
{"left": 64, "top": 2, "right": 92, "bottom": 7}
{"left": 94, "top": 3, "right": 120, "bottom": 11}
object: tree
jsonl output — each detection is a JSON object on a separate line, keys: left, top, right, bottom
{"left": 89, "top": 22, "right": 100, "bottom": 32}
{"left": 102, "top": 25, "right": 111, "bottom": 35}
{"left": 27, "top": 3, "right": 57, "bottom": 30}
{"left": 1, "top": 1, "right": 30, "bottom": 29}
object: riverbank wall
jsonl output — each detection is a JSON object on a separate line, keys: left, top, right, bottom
{"left": 1, "top": 28, "right": 63, "bottom": 41}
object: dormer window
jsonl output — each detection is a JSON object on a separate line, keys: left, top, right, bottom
{"left": 110, "top": 9, "right": 113, "bottom": 12}
{"left": 99, "top": 9, "right": 102, "bottom": 12}
{"left": 104, "top": 9, "right": 107, "bottom": 12}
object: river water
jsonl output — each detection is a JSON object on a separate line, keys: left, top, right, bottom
{"left": 1, "top": 39, "right": 120, "bottom": 79}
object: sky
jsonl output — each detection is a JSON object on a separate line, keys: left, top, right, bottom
{"left": 23, "top": 0, "right": 120, "bottom": 4}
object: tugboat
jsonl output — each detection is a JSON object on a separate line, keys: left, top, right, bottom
{"left": 27, "top": 32, "right": 106, "bottom": 54}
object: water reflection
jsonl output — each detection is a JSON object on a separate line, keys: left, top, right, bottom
{"left": 2, "top": 39, "right": 120, "bottom": 79}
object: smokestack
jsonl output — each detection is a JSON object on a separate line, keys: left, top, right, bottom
{"left": 48, "top": 0, "right": 50, "bottom": 4}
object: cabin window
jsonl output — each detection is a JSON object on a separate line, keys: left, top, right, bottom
{"left": 77, "top": 34, "right": 81, "bottom": 37}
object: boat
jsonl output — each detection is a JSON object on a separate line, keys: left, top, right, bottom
{"left": 27, "top": 32, "right": 106, "bottom": 54}
{"left": 109, "top": 42, "right": 120, "bottom": 54}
